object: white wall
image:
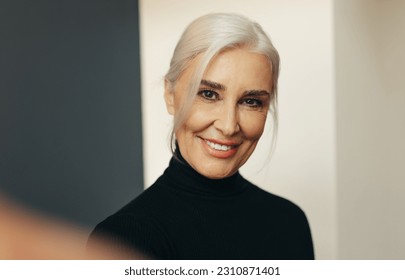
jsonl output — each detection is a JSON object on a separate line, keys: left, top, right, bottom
{"left": 335, "top": 0, "right": 405, "bottom": 259}
{"left": 140, "top": 0, "right": 336, "bottom": 259}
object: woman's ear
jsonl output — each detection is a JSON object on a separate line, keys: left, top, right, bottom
{"left": 164, "top": 80, "right": 175, "bottom": 115}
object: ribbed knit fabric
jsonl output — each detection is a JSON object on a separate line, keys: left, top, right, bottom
{"left": 89, "top": 153, "right": 314, "bottom": 260}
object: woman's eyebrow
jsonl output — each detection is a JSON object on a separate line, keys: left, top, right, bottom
{"left": 244, "top": 90, "right": 271, "bottom": 97}
{"left": 201, "top": 79, "right": 271, "bottom": 97}
{"left": 200, "top": 79, "right": 226, "bottom": 90}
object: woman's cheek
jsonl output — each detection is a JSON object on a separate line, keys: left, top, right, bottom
{"left": 190, "top": 104, "right": 217, "bottom": 127}
{"left": 186, "top": 110, "right": 210, "bottom": 131}
{"left": 240, "top": 112, "right": 267, "bottom": 140}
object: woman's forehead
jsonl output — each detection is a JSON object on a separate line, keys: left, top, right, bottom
{"left": 201, "top": 49, "right": 272, "bottom": 89}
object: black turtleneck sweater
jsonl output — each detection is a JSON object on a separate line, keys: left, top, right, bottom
{"left": 89, "top": 156, "right": 314, "bottom": 259}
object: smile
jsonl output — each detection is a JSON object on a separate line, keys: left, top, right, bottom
{"left": 199, "top": 137, "right": 240, "bottom": 159}
{"left": 204, "top": 140, "right": 233, "bottom": 151}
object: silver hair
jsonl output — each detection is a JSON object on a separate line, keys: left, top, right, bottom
{"left": 165, "top": 13, "right": 280, "bottom": 154}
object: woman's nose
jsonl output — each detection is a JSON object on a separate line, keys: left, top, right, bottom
{"left": 214, "top": 103, "right": 240, "bottom": 136}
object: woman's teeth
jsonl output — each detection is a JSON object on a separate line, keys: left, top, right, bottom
{"left": 205, "top": 140, "right": 232, "bottom": 151}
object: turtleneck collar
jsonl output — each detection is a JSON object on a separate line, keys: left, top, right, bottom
{"left": 160, "top": 149, "right": 248, "bottom": 197}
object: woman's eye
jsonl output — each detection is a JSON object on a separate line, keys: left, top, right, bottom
{"left": 198, "top": 90, "right": 218, "bottom": 101}
{"left": 242, "top": 98, "right": 263, "bottom": 107}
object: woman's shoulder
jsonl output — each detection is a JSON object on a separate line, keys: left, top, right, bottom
{"left": 243, "top": 178, "right": 308, "bottom": 218}
{"left": 88, "top": 181, "right": 178, "bottom": 258}
{"left": 244, "top": 179, "right": 314, "bottom": 258}
{"left": 96, "top": 179, "right": 176, "bottom": 229}
{"left": 88, "top": 187, "right": 175, "bottom": 259}
{"left": 89, "top": 212, "right": 173, "bottom": 259}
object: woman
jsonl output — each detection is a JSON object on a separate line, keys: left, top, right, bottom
{"left": 89, "top": 13, "right": 314, "bottom": 260}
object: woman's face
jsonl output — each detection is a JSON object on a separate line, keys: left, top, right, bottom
{"left": 165, "top": 48, "right": 273, "bottom": 179}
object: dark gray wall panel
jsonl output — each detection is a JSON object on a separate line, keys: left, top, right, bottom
{"left": 0, "top": 0, "right": 143, "bottom": 227}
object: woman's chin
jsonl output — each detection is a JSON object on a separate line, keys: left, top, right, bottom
{"left": 193, "top": 164, "right": 236, "bottom": 179}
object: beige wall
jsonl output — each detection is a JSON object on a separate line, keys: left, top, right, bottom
{"left": 335, "top": 0, "right": 405, "bottom": 259}
{"left": 140, "top": 0, "right": 336, "bottom": 259}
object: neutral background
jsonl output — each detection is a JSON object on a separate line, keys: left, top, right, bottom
{"left": 140, "top": 0, "right": 405, "bottom": 259}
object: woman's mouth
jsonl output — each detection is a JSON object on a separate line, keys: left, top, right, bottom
{"left": 200, "top": 137, "right": 240, "bottom": 159}
{"left": 204, "top": 139, "right": 233, "bottom": 151}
